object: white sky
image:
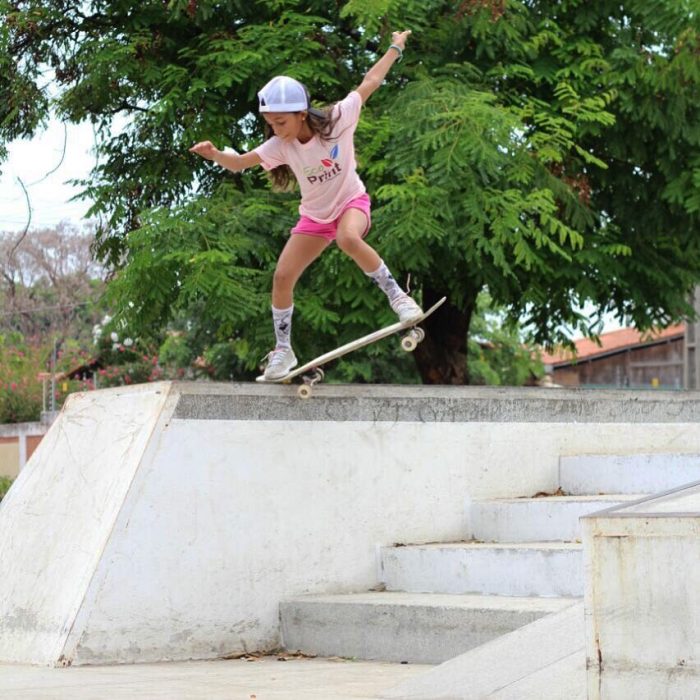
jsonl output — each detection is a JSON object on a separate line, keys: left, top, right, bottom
{"left": 0, "top": 118, "right": 96, "bottom": 232}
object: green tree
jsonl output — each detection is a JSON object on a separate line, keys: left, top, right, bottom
{"left": 468, "top": 293, "right": 544, "bottom": 386}
{"left": 3, "top": 0, "right": 700, "bottom": 383}
{"left": 0, "top": 476, "right": 13, "bottom": 501}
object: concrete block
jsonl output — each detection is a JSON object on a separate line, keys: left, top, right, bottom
{"left": 382, "top": 601, "right": 585, "bottom": 699}
{"left": 381, "top": 542, "right": 584, "bottom": 597}
{"left": 583, "top": 482, "right": 700, "bottom": 698}
{"left": 469, "top": 495, "right": 641, "bottom": 542}
{"left": 560, "top": 453, "right": 700, "bottom": 495}
{"left": 280, "top": 592, "right": 572, "bottom": 664}
{"left": 4, "top": 381, "right": 700, "bottom": 666}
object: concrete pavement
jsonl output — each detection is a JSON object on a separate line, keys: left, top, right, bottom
{"left": 0, "top": 656, "right": 429, "bottom": 700}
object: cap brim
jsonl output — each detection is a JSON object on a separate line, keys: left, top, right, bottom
{"left": 259, "top": 101, "right": 308, "bottom": 113}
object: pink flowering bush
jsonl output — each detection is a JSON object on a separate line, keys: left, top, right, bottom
{"left": 0, "top": 323, "right": 174, "bottom": 425}
{"left": 0, "top": 334, "right": 44, "bottom": 423}
{"left": 90, "top": 330, "right": 163, "bottom": 388}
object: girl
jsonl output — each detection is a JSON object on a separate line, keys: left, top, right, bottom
{"left": 190, "top": 30, "right": 422, "bottom": 379}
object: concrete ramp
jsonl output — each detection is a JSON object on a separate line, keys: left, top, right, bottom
{"left": 381, "top": 602, "right": 585, "bottom": 700}
{"left": 0, "top": 384, "right": 175, "bottom": 665}
{"left": 0, "top": 385, "right": 174, "bottom": 665}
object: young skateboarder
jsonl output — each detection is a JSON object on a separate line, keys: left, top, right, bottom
{"left": 190, "top": 30, "right": 421, "bottom": 379}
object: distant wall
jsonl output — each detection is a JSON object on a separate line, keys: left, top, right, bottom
{"left": 0, "top": 423, "right": 48, "bottom": 479}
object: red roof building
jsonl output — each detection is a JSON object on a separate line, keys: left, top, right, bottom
{"left": 541, "top": 325, "right": 686, "bottom": 389}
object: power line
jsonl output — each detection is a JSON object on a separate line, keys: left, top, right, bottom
{"left": 0, "top": 300, "right": 95, "bottom": 318}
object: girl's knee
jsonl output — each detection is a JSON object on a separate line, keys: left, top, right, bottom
{"left": 336, "top": 233, "right": 363, "bottom": 255}
{"left": 273, "top": 264, "right": 298, "bottom": 291}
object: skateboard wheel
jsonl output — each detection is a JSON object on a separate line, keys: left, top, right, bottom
{"left": 297, "top": 385, "right": 313, "bottom": 399}
{"left": 401, "top": 335, "right": 418, "bottom": 352}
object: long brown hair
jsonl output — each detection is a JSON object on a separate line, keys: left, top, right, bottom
{"left": 263, "top": 85, "right": 342, "bottom": 191}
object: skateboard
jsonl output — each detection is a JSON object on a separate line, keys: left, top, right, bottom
{"left": 256, "top": 297, "right": 446, "bottom": 398}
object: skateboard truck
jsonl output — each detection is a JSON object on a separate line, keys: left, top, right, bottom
{"left": 297, "top": 368, "right": 324, "bottom": 399}
{"left": 400, "top": 326, "right": 425, "bottom": 352}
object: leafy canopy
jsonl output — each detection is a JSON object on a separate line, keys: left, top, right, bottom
{"left": 3, "top": 0, "right": 700, "bottom": 381}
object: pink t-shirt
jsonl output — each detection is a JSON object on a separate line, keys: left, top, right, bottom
{"left": 254, "top": 91, "right": 366, "bottom": 223}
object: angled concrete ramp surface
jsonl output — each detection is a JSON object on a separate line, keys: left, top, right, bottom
{"left": 0, "top": 383, "right": 174, "bottom": 665}
{"left": 381, "top": 602, "right": 585, "bottom": 700}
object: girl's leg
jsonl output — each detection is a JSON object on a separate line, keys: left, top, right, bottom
{"left": 336, "top": 209, "right": 422, "bottom": 321}
{"left": 273, "top": 233, "right": 330, "bottom": 308}
{"left": 264, "top": 234, "right": 330, "bottom": 379}
{"left": 334, "top": 207, "right": 380, "bottom": 272}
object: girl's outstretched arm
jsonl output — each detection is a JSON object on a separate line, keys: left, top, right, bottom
{"left": 355, "top": 30, "right": 412, "bottom": 105}
{"left": 189, "top": 141, "right": 262, "bottom": 172}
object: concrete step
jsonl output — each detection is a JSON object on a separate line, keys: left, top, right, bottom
{"left": 560, "top": 453, "right": 700, "bottom": 495}
{"left": 468, "top": 495, "right": 644, "bottom": 543}
{"left": 381, "top": 542, "right": 583, "bottom": 597}
{"left": 280, "top": 592, "right": 575, "bottom": 665}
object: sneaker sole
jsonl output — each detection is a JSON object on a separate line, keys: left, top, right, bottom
{"left": 399, "top": 311, "right": 423, "bottom": 323}
{"left": 264, "top": 360, "right": 299, "bottom": 380}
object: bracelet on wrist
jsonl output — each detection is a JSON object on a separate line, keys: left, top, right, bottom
{"left": 389, "top": 43, "right": 403, "bottom": 62}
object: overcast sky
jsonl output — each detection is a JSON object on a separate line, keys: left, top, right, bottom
{"left": 0, "top": 118, "right": 96, "bottom": 232}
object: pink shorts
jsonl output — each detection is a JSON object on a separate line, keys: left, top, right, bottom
{"left": 291, "top": 193, "right": 371, "bottom": 242}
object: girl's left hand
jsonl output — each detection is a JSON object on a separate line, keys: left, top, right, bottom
{"left": 391, "top": 30, "right": 412, "bottom": 50}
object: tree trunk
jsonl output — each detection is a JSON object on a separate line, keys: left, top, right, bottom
{"left": 413, "top": 287, "right": 474, "bottom": 384}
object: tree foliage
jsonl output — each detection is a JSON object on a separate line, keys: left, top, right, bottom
{"left": 0, "top": 223, "right": 105, "bottom": 339}
{"left": 3, "top": 0, "right": 700, "bottom": 383}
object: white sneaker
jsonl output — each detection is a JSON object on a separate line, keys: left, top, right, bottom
{"left": 390, "top": 294, "right": 423, "bottom": 323}
{"left": 263, "top": 346, "right": 298, "bottom": 379}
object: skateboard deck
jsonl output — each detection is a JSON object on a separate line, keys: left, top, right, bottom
{"left": 256, "top": 296, "right": 446, "bottom": 397}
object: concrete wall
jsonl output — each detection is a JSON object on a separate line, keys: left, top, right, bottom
{"left": 583, "top": 484, "right": 700, "bottom": 698}
{"left": 0, "top": 422, "right": 48, "bottom": 479}
{"left": 2, "top": 382, "right": 700, "bottom": 665}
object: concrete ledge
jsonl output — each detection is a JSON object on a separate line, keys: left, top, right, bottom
{"left": 172, "top": 382, "right": 700, "bottom": 423}
{"left": 281, "top": 592, "right": 572, "bottom": 664}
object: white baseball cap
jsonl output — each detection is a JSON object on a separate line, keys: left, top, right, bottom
{"left": 258, "top": 76, "right": 308, "bottom": 113}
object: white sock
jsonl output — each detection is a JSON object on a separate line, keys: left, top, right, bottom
{"left": 366, "top": 260, "right": 405, "bottom": 303}
{"left": 272, "top": 304, "right": 293, "bottom": 348}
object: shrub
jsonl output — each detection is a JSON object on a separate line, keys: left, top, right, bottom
{"left": 0, "top": 333, "right": 43, "bottom": 423}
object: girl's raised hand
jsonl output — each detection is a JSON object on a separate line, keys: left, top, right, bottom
{"left": 189, "top": 141, "right": 219, "bottom": 160}
{"left": 391, "top": 30, "right": 412, "bottom": 50}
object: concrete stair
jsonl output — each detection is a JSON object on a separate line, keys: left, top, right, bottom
{"left": 560, "top": 453, "right": 700, "bottom": 495}
{"left": 280, "top": 592, "right": 573, "bottom": 664}
{"left": 281, "top": 453, "right": 700, "bottom": 664}
{"left": 468, "top": 494, "right": 643, "bottom": 543}
{"left": 381, "top": 541, "right": 584, "bottom": 597}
